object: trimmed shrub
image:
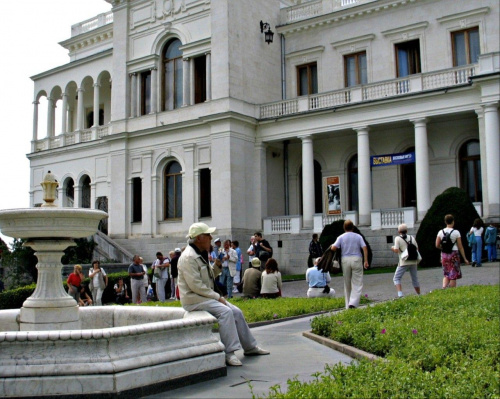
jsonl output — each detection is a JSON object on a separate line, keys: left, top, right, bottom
{"left": 319, "top": 219, "right": 373, "bottom": 266}
{"left": 417, "top": 187, "right": 479, "bottom": 267}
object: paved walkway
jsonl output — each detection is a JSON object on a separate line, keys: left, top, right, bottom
{"left": 145, "top": 262, "right": 499, "bottom": 399}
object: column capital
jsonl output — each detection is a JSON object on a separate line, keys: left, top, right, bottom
{"left": 93, "top": 83, "right": 101, "bottom": 88}
{"left": 77, "top": 87, "right": 85, "bottom": 92}
{"left": 410, "top": 117, "right": 428, "bottom": 126}
{"left": 183, "top": 57, "right": 190, "bottom": 62}
{"left": 298, "top": 134, "right": 313, "bottom": 142}
{"left": 204, "top": 51, "right": 211, "bottom": 56}
{"left": 150, "top": 67, "right": 158, "bottom": 71}
{"left": 129, "top": 72, "right": 137, "bottom": 77}
{"left": 352, "top": 125, "right": 370, "bottom": 133}
{"left": 32, "top": 100, "right": 40, "bottom": 105}
{"left": 481, "top": 101, "right": 499, "bottom": 112}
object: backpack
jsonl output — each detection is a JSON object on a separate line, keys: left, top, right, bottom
{"left": 403, "top": 237, "right": 419, "bottom": 261}
{"left": 441, "top": 229, "right": 455, "bottom": 254}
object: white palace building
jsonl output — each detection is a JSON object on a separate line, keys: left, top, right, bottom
{"left": 28, "top": 0, "right": 499, "bottom": 272}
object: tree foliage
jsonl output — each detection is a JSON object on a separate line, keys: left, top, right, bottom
{"left": 416, "top": 187, "right": 479, "bottom": 267}
{"left": 319, "top": 219, "right": 373, "bottom": 266}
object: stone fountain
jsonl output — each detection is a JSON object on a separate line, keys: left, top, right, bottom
{"left": 0, "top": 172, "right": 225, "bottom": 398}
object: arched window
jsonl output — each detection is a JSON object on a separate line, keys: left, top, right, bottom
{"left": 162, "top": 39, "right": 183, "bottom": 111}
{"left": 164, "top": 161, "right": 182, "bottom": 219}
{"left": 459, "top": 140, "right": 482, "bottom": 202}
{"left": 81, "top": 175, "right": 91, "bottom": 208}
{"left": 348, "top": 155, "right": 358, "bottom": 211}
{"left": 64, "top": 178, "right": 74, "bottom": 207}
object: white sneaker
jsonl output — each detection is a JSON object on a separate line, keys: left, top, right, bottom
{"left": 225, "top": 353, "right": 242, "bottom": 366}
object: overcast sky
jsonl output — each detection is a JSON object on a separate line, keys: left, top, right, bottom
{"left": 0, "top": 0, "right": 111, "bottom": 245}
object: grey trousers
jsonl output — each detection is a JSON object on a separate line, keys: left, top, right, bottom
{"left": 183, "top": 299, "right": 257, "bottom": 354}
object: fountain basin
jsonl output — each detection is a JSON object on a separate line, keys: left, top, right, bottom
{"left": 0, "top": 306, "right": 226, "bottom": 397}
{"left": 0, "top": 208, "right": 107, "bottom": 239}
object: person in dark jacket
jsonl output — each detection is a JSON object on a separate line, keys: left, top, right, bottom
{"left": 169, "top": 248, "right": 182, "bottom": 300}
{"left": 308, "top": 233, "right": 323, "bottom": 268}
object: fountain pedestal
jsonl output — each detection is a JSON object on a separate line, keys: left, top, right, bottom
{"left": 19, "top": 240, "right": 80, "bottom": 331}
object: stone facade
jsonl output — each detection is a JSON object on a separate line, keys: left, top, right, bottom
{"left": 27, "top": 0, "right": 500, "bottom": 272}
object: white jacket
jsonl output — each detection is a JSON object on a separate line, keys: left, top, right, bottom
{"left": 178, "top": 244, "right": 222, "bottom": 306}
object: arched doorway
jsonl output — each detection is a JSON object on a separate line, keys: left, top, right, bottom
{"left": 81, "top": 175, "right": 91, "bottom": 208}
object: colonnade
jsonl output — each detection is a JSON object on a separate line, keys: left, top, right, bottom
{"left": 300, "top": 103, "right": 500, "bottom": 227}
{"left": 129, "top": 52, "right": 211, "bottom": 117}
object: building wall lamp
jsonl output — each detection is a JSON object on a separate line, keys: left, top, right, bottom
{"left": 260, "top": 20, "right": 274, "bottom": 44}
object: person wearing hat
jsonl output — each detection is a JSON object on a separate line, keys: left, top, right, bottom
{"left": 242, "top": 257, "right": 262, "bottom": 298}
{"left": 178, "top": 222, "right": 270, "bottom": 367}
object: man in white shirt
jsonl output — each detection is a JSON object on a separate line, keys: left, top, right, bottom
{"left": 152, "top": 252, "right": 170, "bottom": 302}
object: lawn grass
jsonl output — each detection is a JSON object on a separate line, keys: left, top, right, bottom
{"left": 260, "top": 285, "right": 500, "bottom": 398}
{"left": 139, "top": 296, "right": 369, "bottom": 323}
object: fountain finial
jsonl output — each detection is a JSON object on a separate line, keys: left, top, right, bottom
{"left": 40, "top": 170, "right": 59, "bottom": 207}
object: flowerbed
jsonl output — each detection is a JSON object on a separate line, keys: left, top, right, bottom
{"left": 263, "top": 285, "right": 499, "bottom": 398}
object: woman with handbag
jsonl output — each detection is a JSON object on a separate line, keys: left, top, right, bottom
{"left": 306, "top": 257, "right": 335, "bottom": 298}
{"left": 390, "top": 224, "right": 421, "bottom": 298}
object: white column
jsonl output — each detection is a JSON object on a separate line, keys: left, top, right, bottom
{"left": 183, "top": 58, "right": 190, "bottom": 107}
{"left": 61, "top": 93, "right": 68, "bottom": 134}
{"left": 47, "top": 97, "right": 55, "bottom": 137}
{"left": 32, "top": 100, "right": 39, "bottom": 141}
{"left": 356, "top": 126, "right": 372, "bottom": 226}
{"left": 482, "top": 102, "right": 500, "bottom": 217}
{"left": 412, "top": 118, "right": 431, "bottom": 220}
{"left": 301, "top": 135, "right": 315, "bottom": 229}
{"left": 77, "top": 88, "right": 85, "bottom": 131}
{"left": 93, "top": 83, "right": 100, "bottom": 127}
{"left": 74, "top": 186, "right": 81, "bottom": 208}
{"left": 130, "top": 73, "right": 137, "bottom": 118}
{"left": 90, "top": 183, "right": 96, "bottom": 209}
{"left": 150, "top": 68, "right": 157, "bottom": 114}
{"left": 183, "top": 143, "right": 195, "bottom": 228}
{"left": 151, "top": 175, "right": 159, "bottom": 235}
{"left": 205, "top": 52, "right": 212, "bottom": 101}
{"left": 255, "top": 142, "right": 268, "bottom": 225}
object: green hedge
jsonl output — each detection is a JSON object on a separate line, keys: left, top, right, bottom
{"left": 0, "top": 270, "right": 154, "bottom": 309}
{"left": 265, "top": 285, "right": 499, "bottom": 398}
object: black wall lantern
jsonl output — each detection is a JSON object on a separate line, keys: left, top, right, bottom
{"left": 260, "top": 20, "right": 274, "bottom": 44}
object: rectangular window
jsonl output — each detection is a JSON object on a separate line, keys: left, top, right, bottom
{"left": 132, "top": 177, "right": 142, "bottom": 223}
{"left": 199, "top": 168, "right": 211, "bottom": 218}
{"left": 344, "top": 52, "right": 367, "bottom": 87}
{"left": 140, "top": 71, "right": 151, "bottom": 116}
{"left": 297, "top": 63, "right": 318, "bottom": 96}
{"left": 395, "top": 39, "right": 421, "bottom": 77}
{"left": 452, "top": 27, "right": 480, "bottom": 66}
{"left": 194, "top": 55, "right": 207, "bottom": 104}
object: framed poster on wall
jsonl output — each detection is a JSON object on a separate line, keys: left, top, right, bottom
{"left": 325, "top": 176, "right": 341, "bottom": 215}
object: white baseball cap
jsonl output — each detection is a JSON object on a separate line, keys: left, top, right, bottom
{"left": 186, "top": 222, "right": 216, "bottom": 239}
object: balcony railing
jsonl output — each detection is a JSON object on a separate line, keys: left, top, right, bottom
{"left": 259, "top": 65, "right": 475, "bottom": 119}
{"left": 71, "top": 11, "right": 113, "bottom": 37}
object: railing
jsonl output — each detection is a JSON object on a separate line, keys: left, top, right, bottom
{"left": 284, "top": 1, "right": 323, "bottom": 23}
{"left": 371, "top": 207, "right": 416, "bottom": 229}
{"left": 97, "top": 126, "right": 109, "bottom": 138}
{"left": 65, "top": 132, "right": 75, "bottom": 146}
{"left": 263, "top": 215, "right": 302, "bottom": 234}
{"left": 362, "top": 77, "right": 410, "bottom": 100}
{"left": 71, "top": 11, "right": 113, "bottom": 37}
{"left": 81, "top": 129, "right": 92, "bottom": 142}
{"left": 259, "top": 64, "right": 476, "bottom": 119}
{"left": 423, "top": 65, "right": 475, "bottom": 89}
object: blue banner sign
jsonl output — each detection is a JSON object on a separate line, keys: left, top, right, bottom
{"left": 371, "top": 152, "right": 415, "bottom": 167}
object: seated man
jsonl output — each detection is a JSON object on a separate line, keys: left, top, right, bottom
{"left": 306, "top": 257, "right": 336, "bottom": 298}
{"left": 242, "top": 257, "right": 262, "bottom": 298}
{"left": 177, "top": 222, "right": 270, "bottom": 367}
